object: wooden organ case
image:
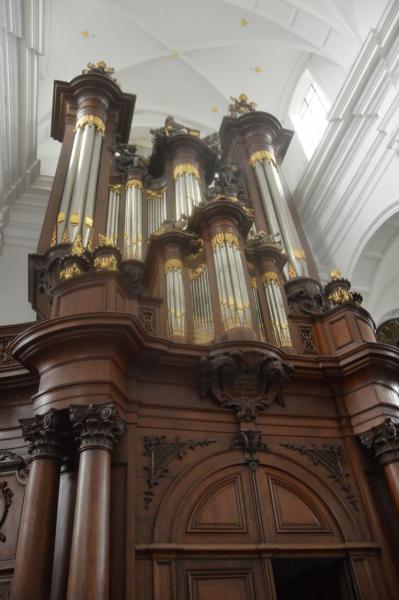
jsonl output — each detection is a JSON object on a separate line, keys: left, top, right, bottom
{"left": 0, "top": 64, "right": 398, "bottom": 600}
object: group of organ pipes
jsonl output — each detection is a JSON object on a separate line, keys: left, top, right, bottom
{"left": 40, "top": 62, "right": 313, "bottom": 348}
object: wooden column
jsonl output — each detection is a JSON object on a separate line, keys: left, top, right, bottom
{"left": 11, "top": 410, "right": 65, "bottom": 600}
{"left": 359, "top": 418, "right": 399, "bottom": 514}
{"left": 66, "top": 403, "right": 123, "bottom": 600}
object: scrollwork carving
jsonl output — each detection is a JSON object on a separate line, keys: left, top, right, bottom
{"left": 20, "top": 409, "right": 67, "bottom": 461}
{"left": 201, "top": 351, "right": 293, "bottom": 421}
{"left": 0, "top": 482, "right": 13, "bottom": 543}
{"left": 281, "top": 442, "right": 358, "bottom": 510}
{"left": 70, "top": 403, "right": 124, "bottom": 452}
{"left": 143, "top": 436, "right": 215, "bottom": 509}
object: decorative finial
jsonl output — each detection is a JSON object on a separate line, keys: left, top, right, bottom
{"left": 82, "top": 61, "right": 119, "bottom": 86}
{"left": 228, "top": 94, "right": 257, "bottom": 118}
{"left": 330, "top": 269, "right": 342, "bottom": 280}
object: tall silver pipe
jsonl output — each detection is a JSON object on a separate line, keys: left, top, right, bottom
{"left": 253, "top": 160, "right": 280, "bottom": 237}
{"left": 264, "top": 160, "right": 309, "bottom": 277}
{"left": 67, "top": 124, "right": 96, "bottom": 243}
{"left": 57, "top": 127, "right": 83, "bottom": 243}
{"left": 82, "top": 128, "right": 103, "bottom": 247}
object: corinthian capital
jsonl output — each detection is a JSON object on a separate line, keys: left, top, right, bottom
{"left": 70, "top": 403, "right": 124, "bottom": 452}
{"left": 20, "top": 409, "right": 66, "bottom": 461}
{"left": 359, "top": 418, "right": 399, "bottom": 467}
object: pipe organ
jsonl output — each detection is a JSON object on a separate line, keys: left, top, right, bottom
{"left": 5, "top": 64, "right": 398, "bottom": 600}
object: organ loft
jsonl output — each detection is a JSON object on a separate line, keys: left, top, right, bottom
{"left": 0, "top": 61, "right": 398, "bottom": 599}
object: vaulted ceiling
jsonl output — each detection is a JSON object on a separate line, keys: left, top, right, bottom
{"left": 37, "top": 0, "right": 388, "bottom": 175}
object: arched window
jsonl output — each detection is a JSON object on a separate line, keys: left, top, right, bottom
{"left": 290, "top": 69, "right": 331, "bottom": 159}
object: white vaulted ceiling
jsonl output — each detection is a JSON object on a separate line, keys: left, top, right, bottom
{"left": 37, "top": 0, "right": 388, "bottom": 175}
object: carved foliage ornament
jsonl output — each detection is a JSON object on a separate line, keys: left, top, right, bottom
{"left": 20, "top": 410, "right": 67, "bottom": 461}
{"left": 201, "top": 351, "right": 293, "bottom": 421}
{"left": 281, "top": 442, "right": 358, "bottom": 511}
{"left": 143, "top": 436, "right": 215, "bottom": 509}
{"left": 0, "top": 581, "right": 10, "bottom": 599}
{"left": 0, "top": 482, "right": 12, "bottom": 543}
{"left": 359, "top": 418, "right": 399, "bottom": 467}
{"left": 70, "top": 403, "right": 124, "bottom": 452}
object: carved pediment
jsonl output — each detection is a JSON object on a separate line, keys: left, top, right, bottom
{"left": 200, "top": 351, "right": 293, "bottom": 421}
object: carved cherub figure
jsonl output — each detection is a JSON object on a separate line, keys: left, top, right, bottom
{"left": 228, "top": 93, "right": 257, "bottom": 118}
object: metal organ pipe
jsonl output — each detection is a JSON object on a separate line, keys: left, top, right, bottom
{"left": 173, "top": 164, "right": 201, "bottom": 220}
{"left": 125, "top": 179, "right": 143, "bottom": 260}
{"left": 212, "top": 232, "right": 252, "bottom": 330}
{"left": 57, "top": 116, "right": 105, "bottom": 246}
{"left": 261, "top": 272, "right": 292, "bottom": 347}
{"left": 165, "top": 259, "right": 186, "bottom": 337}
{"left": 190, "top": 265, "right": 214, "bottom": 344}
{"left": 251, "top": 151, "right": 308, "bottom": 277}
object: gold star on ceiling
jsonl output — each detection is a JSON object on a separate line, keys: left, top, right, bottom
{"left": 171, "top": 49, "right": 180, "bottom": 58}
{"left": 240, "top": 18, "right": 248, "bottom": 26}
{"left": 251, "top": 66, "right": 263, "bottom": 74}
{"left": 81, "top": 31, "right": 89, "bottom": 38}
{"left": 211, "top": 106, "right": 219, "bottom": 113}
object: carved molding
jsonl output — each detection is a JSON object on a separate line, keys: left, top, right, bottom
{"left": 231, "top": 430, "right": 269, "bottom": 471}
{"left": 20, "top": 409, "right": 66, "bottom": 461}
{"left": 0, "top": 450, "right": 29, "bottom": 483}
{"left": 143, "top": 436, "right": 215, "bottom": 509}
{"left": 359, "top": 418, "right": 399, "bottom": 468}
{"left": 70, "top": 403, "right": 124, "bottom": 452}
{"left": 281, "top": 442, "right": 358, "bottom": 510}
{"left": 0, "top": 482, "right": 13, "bottom": 543}
{"left": 0, "top": 337, "right": 14, "bottom": 363}
{"left": 201, "top": 351, "right": 293, "bottom": 421}
{"left": 299, "top": 326, "right": 318, "bottom": 354}
{"left": 140, "top": 307, "right": 156, "bottom": 336}
{"left": 0, "top": 581, "right": 10, "bottom": 600}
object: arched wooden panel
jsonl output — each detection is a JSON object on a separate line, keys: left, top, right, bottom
{"left": 187, "top": 474, "right": 248, "bottom": 533}
{"left": 268, "top": 477, "right": 332, "bottom": 533}
{"left": 154, "top": 451, "right": 361, "bottom": 544}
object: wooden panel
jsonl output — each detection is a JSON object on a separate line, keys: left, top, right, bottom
{"left": 0, "top": 474, "right": 26, "bottom": 564}
{"left": 268, "top": 478, "right": 331, "bottom": 533}
{"left": 177, "top": 559, "right": 271, "bottom": 600}
{"left": 187, "top": 475, "right": 247, "bottom": 533}
{"left": 154, "top": 558, "right": 176, "bottom": 600}
{"left": 329, "top": 316, "right": 354, "bottom": 350}
{"left": 110, "top": 464, "right": 127, "bottom": 600}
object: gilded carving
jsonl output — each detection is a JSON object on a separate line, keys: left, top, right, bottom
{"left": 173, "top": 163, "right": 199, "bottom": 180}
{"left": 143, "top": 435, "right": 215, "bottom": 508}
{"left": 74, "top": 114, "right": 106, "bottom": 136}
{"left": 228, "top": 93, "right": 256, "bottom": 117}
{"left": 201, "top": 351, "right": 293, "bottom": 421}
{"left": 249, "top": 149, "right": 276, "bottom": 167}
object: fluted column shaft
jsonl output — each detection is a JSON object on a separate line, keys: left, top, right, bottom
{"left": 11, "top": 410, "right": 65, "bottom": 600}
{"left": 66, "top": 404, "right": 123, "bottom": 600}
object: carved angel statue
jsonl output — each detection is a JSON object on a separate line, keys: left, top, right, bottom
{"left": 151, "top": 116, "right": 200, "bottom": 142}
{"left": 228, "top": 93, "right": 257, "bottom": 118}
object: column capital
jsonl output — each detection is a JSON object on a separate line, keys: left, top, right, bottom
{"left": 70, "top": 403, "right": 124, "bottom": 452}
{"left": 20, "top": 409, "right": 66, "bottom": 462}
{"left": 359, "top": 418, "right": 399, "bottom": 467}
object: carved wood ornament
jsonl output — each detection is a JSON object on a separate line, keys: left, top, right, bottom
{"left": 231, "top": 430, "right": 269, "bottom": 470}
{"left": 143, "top": 436, "right": 215, "bottom": 509}
{"left": 200, "top": 351, "right": 293, "bottom": 422}
{"left": 0, "top": 482, "right": 12, "bottom": 543}
{"left": 281, "top": 442, "right": 358, "bottom": 510}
